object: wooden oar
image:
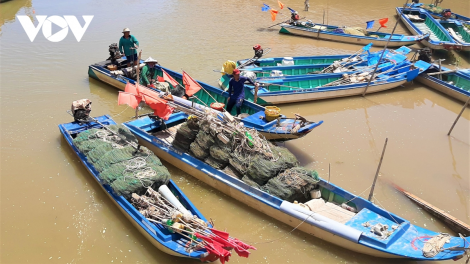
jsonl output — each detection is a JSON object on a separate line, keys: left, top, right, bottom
{"left": 391, "top": 183, "right": 470, "bottom": 236}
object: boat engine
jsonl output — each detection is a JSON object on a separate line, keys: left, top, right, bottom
{"left": 71, "top": 99, "right": 92, "bottom": 123}
{"left": 417, "top": 48, "right": 432, "bottom": 63}
{"left": 108, "top": 43, "right": 122, "bottom": 65}
{"left": 253, "top": 44, "right": 264, "bottom": 59}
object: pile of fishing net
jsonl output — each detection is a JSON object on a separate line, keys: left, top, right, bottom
{"left": 343, "top": 27, "right": 368, "bottom": 36}
{"left": 262, "top": 167, "right": 320, "bottom": 202}
{"left": 422, "top": 4, "right": 444, "bottom": 14}
{"left": 172, "top": 118, "right": 199, "bottom": 152}
{"left": 73, "top": 124, "right": 170, "bottom": 198}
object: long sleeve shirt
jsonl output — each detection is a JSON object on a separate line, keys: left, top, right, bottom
{"left": 228, "top": 76, "right": 255, "bottom": 100}
{"left": 140, "top": 65, "right": 157, "bottom": 86}
{"left": 119, "top": 35, "right": 139, "bottom": 56}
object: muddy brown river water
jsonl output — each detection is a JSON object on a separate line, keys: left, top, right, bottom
{"left": 1, "top": 0, "right": 469, "bottom": 263}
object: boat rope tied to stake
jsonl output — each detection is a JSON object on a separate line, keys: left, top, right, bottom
{"left": 131, "top": 187, "right": 256, "bottom": 262}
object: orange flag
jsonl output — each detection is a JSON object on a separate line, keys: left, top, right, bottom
{"left": 270, "top": 9, "right": 279, "bottom": 21}
{"left": 118, "top": 92, "right": 141, "bottom": 109}
{"left": 182, "top": 71, "right": 203, "bottom": 97}
{"left": 278, "top": 1, "right": 284, "bottom": 9}
{"left": 125, "top": 82, "right": 140, "bottom": 97}
{"left": 379, "top": 18, "right": 388, "bottom": 28}
{"left": 162, "top": 69, "right": 180, "bottom": 88}
{"left": 143, "top": 95, "right": 174, "bottom": 120}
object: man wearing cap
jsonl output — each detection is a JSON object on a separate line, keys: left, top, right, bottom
{"left": 226, "top": 69, "right": 259, "bottom": 116}
{"left": 140, "top": 57, "right": 159, "bottom": 87}
{"left": 119, "top": 28, "right": 139, "bottom": 67}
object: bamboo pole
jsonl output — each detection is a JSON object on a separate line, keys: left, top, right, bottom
{"left": 447, "top": 97, "right": 470, "bottom": 136}
{"left": 135, "top": 50, "right": 142, "bottom": 118}
{"left": 254, "top": 85, "right": 259, "bottom": 104}
{"left": 368, "top": 138, "right": 388, "bottom": 201}
{"left": 362, "top": 0, "right": 409, "bottom": 97}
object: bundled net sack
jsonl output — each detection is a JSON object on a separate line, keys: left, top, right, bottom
{"left": 246, "top": 146, "right": 299, "bottom": 185}
{"left": 343, "top": 27, "right": 366, "bottom": 36}
{"left": 205, "top": 156, "right": 226, "bottom": 170}
{"left": 209, "top": 145, "right": 230, "bottom": 164}
{"left": 263, "top": 167, "right": 320, "bottom": 202}
{"left": 186, "top": 117, "right": 200, "bottom": 131}
{"left": 229, "top": 152, "right": 249, "bottom": 175}
{"left": 172, "top": 123, "right": 198, "bottom": 152}
{"left": 195, "top": 130, "right": 215, "bottom": 150}
{"left": 222, "top": 164, "right": 243, "bottom": 179}
{"left": 87, "top": 142, "right": 114, "bottom": 163}
{"left": 242, "top": 176, "right": 260, "bottom": 189}
{"left": 190, "top": 141, "right": 209, "bottom": 160}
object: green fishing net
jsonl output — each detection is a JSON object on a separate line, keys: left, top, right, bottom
{"left": 209, "top": 145, "right": 230, "bottom": 164}
{"left": 205, "top": 156, "right": 226, "bottom": 170}
{"left": 241, "top": 176, "right": 260, "bottom": 189}
{"left": 72, "top": 128, "right": 103, "bottom": 145}
{"left": 246, "top": 146, "right": 299, "bottom": 185}
{"left": 172, "top": 123, "right": 198, "bottom": 152}
{"left": 190, "top": 141, "right": 209, "bottom": 160}
{"left": 87, "top": 143, "right": 114, "bottom": 163}
{"left": 263, "top": 167, "right": 320, "bottom": 202}
{"left": 76, "top": 139, "right": 108, "bottom": 154}
{"left": 222, "top": 164, "right": 243, "bottom": 179}
{"left": 195, "top": 130, "right": 215, "bottom": 150}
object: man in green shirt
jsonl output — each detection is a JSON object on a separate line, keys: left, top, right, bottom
{"left": 140, "top": 57, "right": 158, "bottom": 87}
{"left": 119, "top": 28, "right": 139, "bottom": 67}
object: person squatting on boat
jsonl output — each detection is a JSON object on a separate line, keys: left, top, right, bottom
{"left": 119, "top": 28, "right": 139, "bottom": 67}
{"left": 226, "top": 69, "right": 258, "bottom": 116}
{"left": 140, "top": 57, "right": 158, "bottom": 87}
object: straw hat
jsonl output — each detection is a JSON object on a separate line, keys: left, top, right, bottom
{"left": 122, "top": 28, "right": 130, "bottom": 33}
{"left": 144, "top": 57, "right": 158, "bottom": 63}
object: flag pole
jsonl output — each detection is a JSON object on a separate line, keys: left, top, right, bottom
{"left": 135, "top": 50, "right": 142, "bottom": 118}
{"left": 362, "top": 0, "right": 409, "bottom": 97}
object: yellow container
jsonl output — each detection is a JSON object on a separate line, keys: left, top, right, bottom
{"left": 265, "top": 106, "right": 281, "bottom": 122}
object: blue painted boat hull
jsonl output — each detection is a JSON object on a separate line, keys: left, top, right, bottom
{"left": 123, "top": 115, "right": 470, "bottom": 260}
{"left": 59, "top": 115, "right": 208, "bottom": 260}
{"left": 417, "top": 64, "right": 470, "bottom": 102}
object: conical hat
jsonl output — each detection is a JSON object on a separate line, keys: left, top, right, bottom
{"left": 144, "top": 57, "right": 158, "bottom": 63}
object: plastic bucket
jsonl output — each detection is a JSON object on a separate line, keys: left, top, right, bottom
{"left": 282, "top": 57, "right": 294, "bottom": 66}
{"left": 265, "top": 106, "right": 281, "bottom": 122}
{"left": 210, "top": 102, "right": 225, "bottom": 112}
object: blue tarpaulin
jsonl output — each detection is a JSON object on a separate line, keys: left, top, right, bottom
{"left": 366, "top": 20, "right": 375, "bottom": 29}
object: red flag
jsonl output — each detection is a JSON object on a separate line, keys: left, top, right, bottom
{"left": 379, "top": 18, "right": 388, "bottom": 28}
{"left": 231, "top": 237, "right": 257, "bottom": 250}
{"left": 195, "top": 232, "right": 214, "bottom": 243}
{"left": 182, "top": 71, "right": 203, "bottom": 97}
{"left": 138, "top": 84, "right": 161, "bottom": 99}
{"left": 143, "top": 95, "right": 174, "bottom": 120}
{"left": 210, "top": 235, "right": 235, "bottom": 249}
{"left": 162, "top": 69, "right": 180, "bottom": 88}
{"left": 233, "top": 247, "right": 250, "bottom": 258}
{"left": 278, "top": 0, "right": 284, "bottom": 9}
{"left": 157, "top": 76, "right": 165, "bottom": 82}
{"left": 270, "top": 9, "right": 279, "bottom": 21}
{"left": 209, "top": 228, "right": 229, "bottom": 239}
{"left": 124, "top": 82, "right": 140, "bottom": 96}
{"left": 118, "top": 92, "right": 140, "bottom": 109}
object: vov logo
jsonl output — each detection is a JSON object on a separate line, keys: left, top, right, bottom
{"left": 17, "top": 15, "right": 93, "bottom": 42}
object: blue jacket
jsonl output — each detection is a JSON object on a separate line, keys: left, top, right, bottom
{"left": 228, "top": 76, "right": 255, "bottom": 100}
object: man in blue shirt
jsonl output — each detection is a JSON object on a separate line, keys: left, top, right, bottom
{"left": 226, "top": 69, "right": 259, "bottom": 116}
{"left": 119, "top": 28, "right": 139, "bottom": 67}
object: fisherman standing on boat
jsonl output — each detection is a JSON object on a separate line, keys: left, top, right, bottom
{"left": 140, "top": 57, "right": 158, "bottom": 87}
{"left": 226, "top": 69, "right": 258, "bottom": 116}
{"left": 119, "top": 28, "right": 139, "bottom": 67}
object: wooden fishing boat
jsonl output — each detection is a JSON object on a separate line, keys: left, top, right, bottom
{"left": 219, "top": 46, "right": 412, "bottom": 89}
{"left": 434, "top": 19, "right": 470, "bottom": 49}
{"left": 241, "top": 60, "right": 430, "bottom": 105}
{"left": 278, "top": 22, "right": 428, "bottom": 47}
{"left": 123, "top": 113, "right": 470, "bottom": 261}
{"left": 59, "top": 115, "right": 211, "bottom": 260}
{"left": 416, "top": 64, "right": 470, "bottom": 103}
{"left": 408, "top": 3, "right": 470, "bottom": 25}
{"left": 88, "top": 60, "right": 323, "bottom": 141}
{"left": 396, "top": 7, "right": 467, "bottom": 50}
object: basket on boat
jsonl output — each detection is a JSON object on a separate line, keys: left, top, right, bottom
{"left": 210, "top": 102, "right": 225, "bottom": 112}
{"left": 265, "top": 106, "right": 280, "bottom": 122}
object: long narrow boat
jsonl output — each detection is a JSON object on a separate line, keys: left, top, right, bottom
{"left": 396, "top": 7, "right": 467, "bottom": 50}
{"left": 59, "top": 115, "right": 210, "bottom": 260}
{"left": 435, "top": 19, "right": 470, "bottom": 48}
{"left": 219, "top": 47, "right": 411, "bottom": 89}
{"left": 416, "top": 65, "right": 470, "bottom": 102}
{"left": 241, "top": 60, "right": 430, "bottom": 105}
{"left": 123, "top": 113, "right": 470, "bottom": 261}
{"left": 278, "top": 22, "right": 428, "bottom": 47}
{"left": 408, "top": 3, "right": 470, "bottom": 25}
{"left": 88, "top": 60, "right": 323, "bottom": 141}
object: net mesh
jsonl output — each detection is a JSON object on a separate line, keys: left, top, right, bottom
{"left": 263, "top": 167, "right": 320, "bottom": 202}
{"left": 73, "top": 125, "right": 170, "bottom": 199}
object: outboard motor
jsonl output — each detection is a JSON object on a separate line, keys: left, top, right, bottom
{"left": 417, "top": 48, "right": 432, "bottom": 63}
{"left": 108, "top": 43, "right": 122, "bottom": 65}
{"left": 253, "top": 44, "right": 264, "bottom": 59}
{"left": 71, "top": 99, "right": 92, "bottom": 123}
